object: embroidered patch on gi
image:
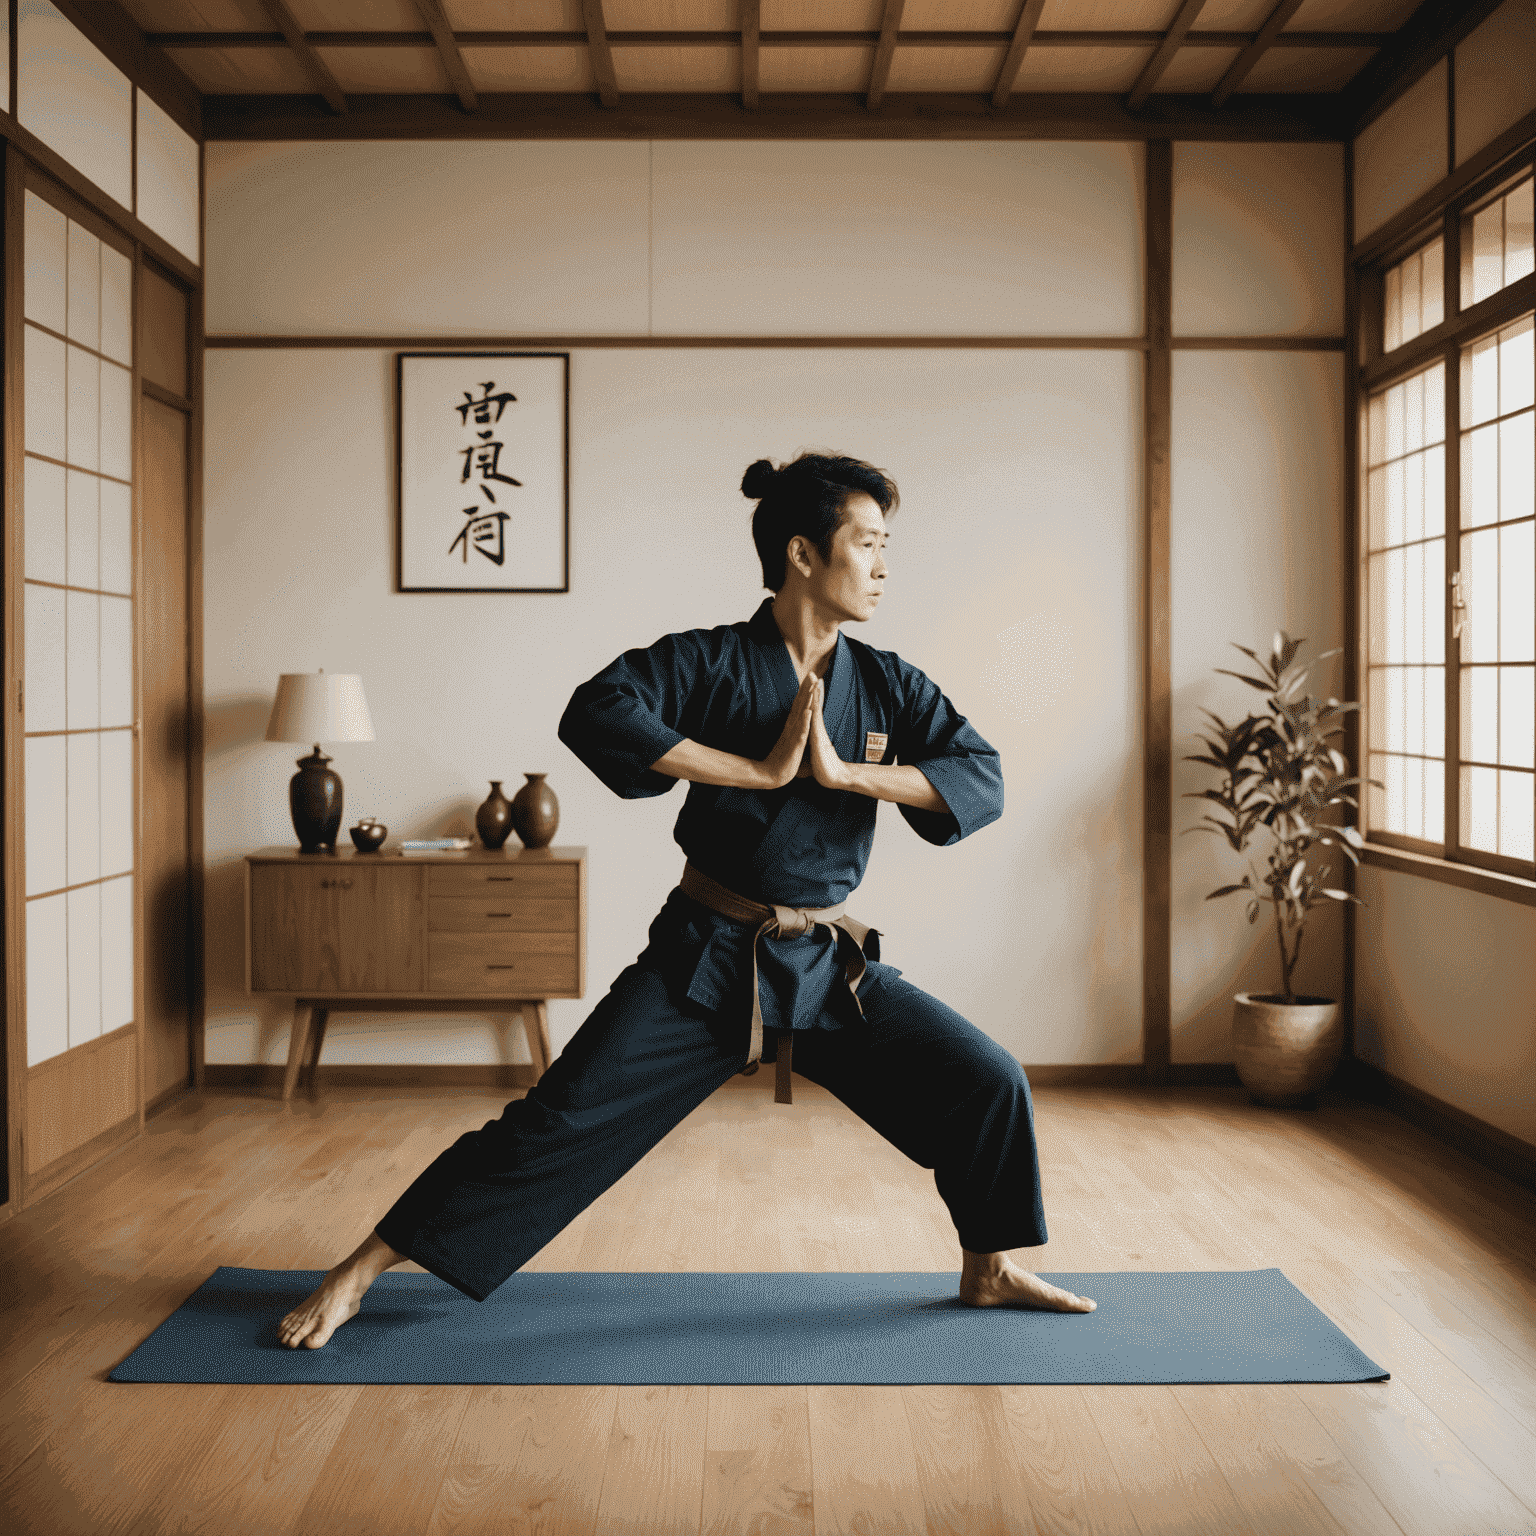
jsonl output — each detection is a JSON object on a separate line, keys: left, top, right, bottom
{"left": 864, "top": 731, "right": 889, "bottom": 763}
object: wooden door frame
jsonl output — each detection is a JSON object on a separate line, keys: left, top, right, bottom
{"left": 1, "top": 147, "right": 205, "bottom": 1214}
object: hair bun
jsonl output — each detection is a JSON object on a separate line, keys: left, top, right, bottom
{"left": 740, "top": 458, "right": 779, "bottom": 500}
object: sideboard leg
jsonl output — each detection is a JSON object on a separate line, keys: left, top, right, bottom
{"left": 282, "top": 1002, "right": 315, "bottom": 1102}
{"left": 532, "top": 1000, "right": 553, "bottom": 1078}
{"left": 306, "top": 1009, "right": 330, "bottom": 1094}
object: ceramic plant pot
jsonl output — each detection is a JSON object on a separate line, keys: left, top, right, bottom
{"left": 1232, "top": 993, "right": 1343, "bottom": 1108}
{"left": 510, "top": 773, "right": 560, "bottom": 849}
{"left": 476, "top": 781, "right": 514, "bottom": 850}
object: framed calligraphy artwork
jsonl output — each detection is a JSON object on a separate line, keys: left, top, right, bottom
{"left": 397, "top": 351, "right": 570, "bottom": 593}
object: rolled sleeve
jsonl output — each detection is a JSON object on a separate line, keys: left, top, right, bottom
{"left": 893, "top": 662, "right": 1004, "bottom": 846}
{"left": 558, "top": 636, "right": 695, "bottom": 800}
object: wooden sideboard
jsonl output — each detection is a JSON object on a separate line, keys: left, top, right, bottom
{"left": 245, "top": 845, "right": 586, "bottom": 1099}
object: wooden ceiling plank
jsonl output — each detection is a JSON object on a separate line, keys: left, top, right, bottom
{"left": 742, "top": 0, "right": 760, "bottom": 110}
{"left": 582, "top": 0, "right": 619, "bottom": 108}
{"left": 1127, "top": 0, "right": 1208, "bottom": 111}
{"left": 256, "top": 0, "right": 347, "bottom": 114}
{"left": 866, "top": 0, "right": 905, "bottom": 112}
{"left": 413, "top": 0, "right": 477, "bottom": 112}
{"left": 990, "top": 0, "right": 1047, "bottom": 110}
{"left": 1211, "top": 0, "right": 1305, "bottom": 109}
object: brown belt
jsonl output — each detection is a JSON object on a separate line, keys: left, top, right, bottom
{"left": 678, "top": 861, "right": 876, "bottom": 1105}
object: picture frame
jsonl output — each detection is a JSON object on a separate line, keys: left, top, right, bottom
{"left": 396, "top": 351, "right": 570, "bottom": 593}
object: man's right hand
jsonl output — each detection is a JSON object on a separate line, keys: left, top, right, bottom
{"left": 648, "top": 671, "right": 823, "bottom": 791}
{"left": 761, "top": 671, "right": 821, "bottom": 788}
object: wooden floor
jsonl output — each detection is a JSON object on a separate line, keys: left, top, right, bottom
{"left": 1, "top": 1075, "right": 1534, "bottom": 1536}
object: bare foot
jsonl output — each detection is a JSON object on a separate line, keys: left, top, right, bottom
{"left": 959, "top": 1249, "right": 1096, "bottom": 1313}
{"left": 278, "top": 1231, "right": 406, "bottom": 1349}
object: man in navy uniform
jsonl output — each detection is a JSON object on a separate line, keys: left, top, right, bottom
{"left": 281, "top": 451, "right": 1094, "bottom": 1348}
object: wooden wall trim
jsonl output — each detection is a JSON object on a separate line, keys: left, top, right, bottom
{"left": 1142, "top": 140, "right": 1173, "bottom": 1086}
{"left": 2, "top": 143, "right": 25, "bottom": 1213}
{"left": 198, "top": 90, "right": 1347, "bottom": 143}
{"left": 188, "top": 142, "right": 207, "bottom": 1090}
{"left": 1361, "top": 844, "right": 1536, "bottom": 908}
{"left": 1343, "top": 1057, "right": 1536, "bottom": 1195}
{"left": 1342, "top": 135, "right": 1359, "bottom": 1066}
{"left": 203, "top": 333, "right": 1348, "bottom": 353}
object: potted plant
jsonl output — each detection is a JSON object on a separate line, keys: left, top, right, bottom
{"left": 1184, "top": 632, "right": 1372, "bottom": 1108}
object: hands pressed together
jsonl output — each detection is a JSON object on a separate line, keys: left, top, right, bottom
{"left": 762, "top": 670, "right": 851, "bottom": 791}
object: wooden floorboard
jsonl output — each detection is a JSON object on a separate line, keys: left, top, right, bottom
{"left": 1, "top": 1078, "right": 1533, "bottom": 1536}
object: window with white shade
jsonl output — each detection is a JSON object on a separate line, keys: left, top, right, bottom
{"left": 1365, "top": 361, "right": 1446, "bottom": 842}
{"left": 1360, "top": 147, "right": 1535, "bottom": 879}
{"left": 1383, "top": 237, "right": 1444, "bottom": 352}
{"left": 1459, "top": 315, "right": 1535, "bottom": 864}
{"left": 21, "top": 188, "right": 136, "bottom": 1068}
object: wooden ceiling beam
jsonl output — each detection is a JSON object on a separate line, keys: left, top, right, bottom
{"left": 742, "top": 0, "right": 760, "bottom": 111}
{"left": 256, "top": 0, "right": 346, "bottom": 114}
{"left": 991, "top": 0, "right": 1047, "bottom": 110}
{"left": 413, "top": 0, "right": 476, "bottom": 113}
{"left": 866, "top": 0, "right": 905, "bottom": 112}
{"left": 1211, "top": 0, "right": 1305, "bottom": 108}
{"left": 582, "top": 0, "right": 618, "bottom": 108}
{"left": 142, "top": 27, "right": 1395, "bottom": 52}
{"left": 200, "top": 90, "right": 1346, "bottom": 144}
{"left": 1127, "top": 0, "right": 1208, "bottom": 111}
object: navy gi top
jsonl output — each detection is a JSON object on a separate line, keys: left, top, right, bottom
{"left": 558, "top": 597, "right": 1004, "bottom": 1037}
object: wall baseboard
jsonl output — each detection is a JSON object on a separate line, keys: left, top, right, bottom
{"left": 1342, "top": 1058, "right": 1536, "bottom": 1194}
{"left": 202, "top": 1062, "right": 1243, "bottom": 1093}
{"left": 203, "top": 1063, "right": 540, "bottom": 1091}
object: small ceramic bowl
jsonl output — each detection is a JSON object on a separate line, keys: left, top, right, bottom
{"left": 350, "top": 820, "right": 387, "bottom": 852}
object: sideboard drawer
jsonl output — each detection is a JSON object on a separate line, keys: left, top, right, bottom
{"left": 428, "top": 932, "right": 579, "bottom": 994}
{"left": 429, "top": 864, "right": 577, "bottom": 897}
{"left": 428, "top": 894, "right": 577, "bottom": 933}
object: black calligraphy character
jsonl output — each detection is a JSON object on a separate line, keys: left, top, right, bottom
{"left": 448, "top": 507, "right": 512, "bottom": 566}
{"left": 459, "top": 439, "right": 522, "bottom": 502}
{"left": 456, "top": 382, "right": 516, "bottom": 426}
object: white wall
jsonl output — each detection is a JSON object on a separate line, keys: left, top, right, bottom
{"left": 1169, "top": 352, "right": 1348, "bottom": 1062}
{"left": 1355, "top": 865, "right": 1536, "bottom": 1145}
{"left": 1354, "top": 61, "right": 1448, "bottom": 240}
{"left": 1455, "top": 0, "right": 1536, "bottom": 169}
{"left": 202, "top": 140, "right": 1150, "bottom": 1070}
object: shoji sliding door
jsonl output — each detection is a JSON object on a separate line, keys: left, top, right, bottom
{"left": 16, "top": 176, "right": 140, "bottom": 1196}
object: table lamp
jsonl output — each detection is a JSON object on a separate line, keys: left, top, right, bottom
{"left": 265, "top": 671, "right": 375, "bottom": 852}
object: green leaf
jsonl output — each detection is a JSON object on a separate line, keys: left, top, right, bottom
{"left": 1214, "top": 668, "right": 1277, "bottom": 693}
{"left": 1206, "top": 883, "right": 1250, "bottom": 899}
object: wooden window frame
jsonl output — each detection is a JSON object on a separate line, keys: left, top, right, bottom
{"left": 1354, "top": 141, "right": 1536, "bottom": 902}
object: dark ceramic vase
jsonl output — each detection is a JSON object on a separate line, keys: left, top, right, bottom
{"left": 476, "top": 781, "right": 514, "bottom": 850}
{"left": 510, "top": 773, "right": 560, "bottom": 849}
{"left": 291, "top": 747, "right": 342, "bottom": 852}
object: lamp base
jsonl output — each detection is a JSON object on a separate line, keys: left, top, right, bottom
{"left": 291, "top": 746, "right": 343, "bottom": 852}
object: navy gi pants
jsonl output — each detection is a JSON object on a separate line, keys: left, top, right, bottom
{"left": 374, "top": 962, "right": 1049, "bottom": 1302}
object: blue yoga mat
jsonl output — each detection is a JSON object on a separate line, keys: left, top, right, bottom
{"left": 110, "top": 1267, "right": 1386, "bottom": 1385}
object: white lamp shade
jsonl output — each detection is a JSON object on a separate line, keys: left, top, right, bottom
{"left": 265, "top": 672, "right": 375, "bottom": 744}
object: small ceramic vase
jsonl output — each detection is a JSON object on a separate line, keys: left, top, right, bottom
{"left": 349, "top": 818, "right": 387, "bottom": 853}
{"left": 510, "top": 773, "right": 560, "bottom": 849}
{"left": 476, "top": 781, "right": 514, "bottom": 850}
